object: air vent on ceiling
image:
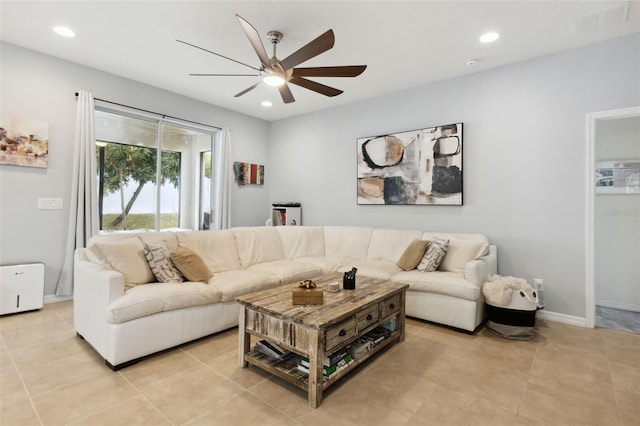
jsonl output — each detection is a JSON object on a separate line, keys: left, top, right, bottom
{"left": 574, "top": 2, "right": 630, "bottom": 34}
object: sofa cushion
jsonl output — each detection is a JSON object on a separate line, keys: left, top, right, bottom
{"left": 143, "top": 241, "right": 184, "bottom": 283}
{"left": 208, "top": 270, "right": 281, "bottom": 302}
{"left": 391, "top": 271, "right": 480, "bottom": 301}
{"left": 93, "top": 238, "right": 154, "bottom": 285}
{"left": 177, "top": 230, "right": 242, "bottom": 272}
{"left": 106, "top": 281, "right": 222, "bottom": 324}
{"left": 294, "top": 256, "right": 343, "bottom": 275}
{"left": 423, "top": 233, "right": 490, "bottom": 273}
{"left": 276, "top": 226, "right": 325, "bottom": 259}
{"left": 324, "top": 226, "right": 374, "bottom": 259}
{"left": 337, "top": 260, "right": 403, "bottom": 280}
{"left": 417, "top": 238, "right": 449, "bottom": 272}
{"left": 137, "top": 232, "right": 179, "bottom": 251}
{"left": 396, "top": 239, "right": 430, "bottom": 271}
{"left": 248, "top": 260, "right": 322, "bottom": 283}
{"left": 232, "top": 227, "right": 285, "bottom": 268}
{"left": 366, "top": 228, "right": 424, "bottom": 262}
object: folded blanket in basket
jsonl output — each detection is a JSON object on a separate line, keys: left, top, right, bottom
{"left": 482, "top": 274, "right": 531, "bottom": 307}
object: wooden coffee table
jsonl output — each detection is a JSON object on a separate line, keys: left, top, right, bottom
{"left": 236, "top": 273, "right": 408, "bottom": 408}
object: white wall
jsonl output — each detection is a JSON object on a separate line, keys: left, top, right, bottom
{"left": 0, "top": 42, "right": 270, "bottom": 296}
{"left": 594, "top": 116, "right": 640, "bottom": 310}
{"left": 269, "top": 34, "right": 640, "bottom": 318}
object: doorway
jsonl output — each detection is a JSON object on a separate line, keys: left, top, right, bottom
{"left": 586, "top": 106, "right": 640, "bottom": 333}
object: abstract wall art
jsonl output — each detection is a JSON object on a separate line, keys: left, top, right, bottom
{"left": 0, "top": 118, "right": 49, "bottom": 168}
{"left": 234, "top": 161, "right": 264, "bottom": 185}
{"left": 357, "top": 123, "right": 463, "bottom": 205}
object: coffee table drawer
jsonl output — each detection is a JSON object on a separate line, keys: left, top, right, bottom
{"left": 356, "top": 304, "right": 380, "bottom": 331}
{"left": 381, "top": 295, "right": 400, "bottom": 318}
{"left": 326, "top": 317, "right": 356, "bottom": 352}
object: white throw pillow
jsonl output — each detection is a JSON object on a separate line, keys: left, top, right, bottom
{"left": 439, "top": 240, "right": 489, "bottom": 273}
{"left": 417, "top": 238, "right": 449, "bottom": 272}
{"left": 93, "top": 238, "right": 155, "bottom": 284}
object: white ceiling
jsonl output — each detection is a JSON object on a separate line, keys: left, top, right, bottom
{"left": 1, "top": 1, "right": 638, "bottom": 121}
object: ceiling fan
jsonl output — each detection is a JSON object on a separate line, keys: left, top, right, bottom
{"left": 176, "top": 15, "right": 367, "bottom": 104}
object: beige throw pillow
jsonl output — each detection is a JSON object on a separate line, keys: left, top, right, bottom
{"left": 93, "top": 238, "right": 154, "bottom": 284}
{"left": 170, "top": 245, "right": 212, "bottom": 282}
{"left": 396, "top": 239, "right": 430, "bottom": 271}
{"left": 144, "top": 241, "right": 184, "bottom": 283}
{"left": 417, "top": 238, "right": 449, "bottom": 272}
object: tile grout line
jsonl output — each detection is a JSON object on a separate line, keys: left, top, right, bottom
{"left": 116, "top": 370, "right": 177, "bottom": 426}
{"left": 178, "top": 347, "right": 300, "bottom": 425}
{"left": 1, "top": 333, "right": 45, "bottom": 426}
{"left": 601, "top": 332, "right": 624, "bottom": 426}
{"left": 513, "top": 324, "right": 544, "bottom": 425}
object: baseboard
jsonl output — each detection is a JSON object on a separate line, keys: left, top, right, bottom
{"left": 536, "top": 309, "right": 586, "bottom": 327}
{"left": 596, "top": 299, "right": 640, "bottom": 313}
{"left": 44, "top": 294, "right": 73, "bottom": 304}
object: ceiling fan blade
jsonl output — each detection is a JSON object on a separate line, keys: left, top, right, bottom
{"left": 176, "top": 39, "right": 260, "bottom": 71}
{"left": 289, "top": 76, "right": 343, "bottom": 97}
{"left": 278, "top": 84, "right": 295, "bottom": 104}
{"left": 292, "top": 65, "right": 367, "bottom": 78}
{"left": 236, "top": 15, "right": 272, "bottom": 70}
{"left": 234, "top": 81, "right": 262, "bottom": 98}
{"left": 279, "top": 30, "right": 335, "bottom": 70}
{"left": 189, "top": 73, "right": 259, "bottom": 77}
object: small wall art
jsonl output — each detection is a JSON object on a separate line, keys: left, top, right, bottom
{"left": 0, "top": 118, "right": 49, "bottom": 168}
{"left": 234, "top": 161, "right": 264, "bottom": 185}
{"left": 595, "top": 160, "right": 640, "bottom": 194}
{"left": 357, "top": 123, "right": 463, "bottom": 205}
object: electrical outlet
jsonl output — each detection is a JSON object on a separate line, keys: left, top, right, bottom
{"left": 37, "top": 198, "right": 63, "bottom": 210}
{"left": 533, "top": 278, "right": 544, "bottom": 291}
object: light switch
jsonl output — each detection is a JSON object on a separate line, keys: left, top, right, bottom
{"left": 37, "top": 198, "right": 63, "bottom": 210}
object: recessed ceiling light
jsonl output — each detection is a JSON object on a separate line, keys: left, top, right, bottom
{"left": 261, "top": 100, "right": 273, "bottom": 107}
{"left": 479, "top": 31, "right": 500, "bottom": 43}
{"left": 53, "top": 26, "right": 76, "bottom": 38}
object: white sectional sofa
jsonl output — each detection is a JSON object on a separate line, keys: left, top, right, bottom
{"left": 74, "top": 226, "right": 496, "bottom": 369}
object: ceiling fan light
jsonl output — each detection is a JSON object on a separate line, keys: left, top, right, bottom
{"left": 263, "top": 74, "right": 285, "bottom": 86}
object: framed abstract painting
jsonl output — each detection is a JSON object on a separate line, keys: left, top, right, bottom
{"left": 357, "top": 122, "right": 463, "bottom": 205}
{"left": 0, "top": 118, "right": 49, "bottom": 168}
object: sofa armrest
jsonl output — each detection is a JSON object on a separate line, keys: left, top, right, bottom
{"left": 464, "top": 245, "right": 497, "bottom": 287}
{"left": 74, "top": 248, "right": 124, "bottom": 337}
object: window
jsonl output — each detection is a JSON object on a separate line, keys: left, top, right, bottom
{"left": 95, "top": 107, "right": 220, "bottom": 232}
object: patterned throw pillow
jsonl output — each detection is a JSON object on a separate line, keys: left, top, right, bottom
{"left": 143, "top": 241, "right": 184, "bottom": 283}
{"left": 417, "top": 238, "right": 449, "bottom": 272}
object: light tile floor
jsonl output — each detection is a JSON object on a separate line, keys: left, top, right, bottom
{"left": 1, "top": 301, "right": 638, "bottom": 426}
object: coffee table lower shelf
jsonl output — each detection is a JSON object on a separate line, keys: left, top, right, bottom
{"left": 244, "top": 330, "right": 402, "bottom": 393}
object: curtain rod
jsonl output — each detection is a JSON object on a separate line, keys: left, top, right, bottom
{"left": 74, "top": 92, "right": 220, "bottom": 130}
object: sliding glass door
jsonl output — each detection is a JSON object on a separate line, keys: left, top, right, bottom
{"left": 95, "top": 108, "right": 218, "bottom": 232}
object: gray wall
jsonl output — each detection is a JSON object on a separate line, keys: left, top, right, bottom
{"left": 269, "top": 34, "right": 640, "bottom": 318}
{"left": 0, "top": 42, "right": 270, "bottom": 297}
{"left": 594, "top": 116, "right": 640, "bottom": 309}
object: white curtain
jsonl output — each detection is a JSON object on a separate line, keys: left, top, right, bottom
{"left": 212, "top": 127, "right": 231, "bottom": 229}
{"left": 55, "top": 91, "right": 99, "bottom": 296}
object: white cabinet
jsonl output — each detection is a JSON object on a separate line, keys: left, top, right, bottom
{"left": 0, "top": 263, "right": 45, "bottom": 315}
{"left": 271, "top": 204, "right": 301, "bottom": 226}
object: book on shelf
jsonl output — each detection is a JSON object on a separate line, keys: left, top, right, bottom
{"left": 254, "top": 340, "right": 292, "bottom": 360}
{"left": 297, "top": 355, "right": 354, "bottom": 380}
{"left": 300, "top": 345, "right": 351, "bottom": 369}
